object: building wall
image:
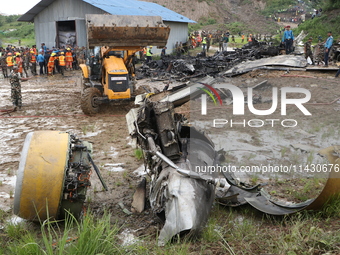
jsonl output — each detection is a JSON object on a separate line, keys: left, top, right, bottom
{"left": 164, "top": 21, "right": 189, "bottom": 54}
{"left": 34, "top": 0, "right": 104, "bottom": 49}
{"left": 33, "top": 0, "right": 189, "bottom": 55}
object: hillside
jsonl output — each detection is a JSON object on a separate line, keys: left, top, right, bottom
{"left": 144, "top": 0, "right": 339, "bottom": 40}
{"left": 0, "top": 14, "right": 35, "bottom": 47}
{"left": 144, "top": 0, "right": 277, "bottom": 34}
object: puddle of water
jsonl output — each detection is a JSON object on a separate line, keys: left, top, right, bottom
{"left": 109, "top": 146, "right": 118, "bottom": 157}
{"left": 0, "top": 192, "right": 10, "bottom": 199}
{"left": 81, "top": 131, "right": 102, "bottom": 137}
{"left": 105, "top": 163, "right": 125, "bottom": 172}
{"left": 0, "top": 174, "right": 16, "bottom": 187}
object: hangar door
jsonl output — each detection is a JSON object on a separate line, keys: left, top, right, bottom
{"left": 56, "top": 20, "right": 76, "bottom": 48}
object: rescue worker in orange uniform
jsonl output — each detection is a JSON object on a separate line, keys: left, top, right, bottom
{"left": 15, "top": 53, "right": 24, "bottom": 77}
{"left": 47, "top": 52, "right": 57, "bottom": 76}
{"left": 29, "top": 51, "right": 37, "bottom": 75}
{"left": 6, "top": 52, "right": 14, "bottom": 73}
{"left": 30, "top": 45, "right": 37, "bottom": 56}
{"left": 58, "top": 52, "right": 66, "bottom": 76}
{"left": 65, "top": 48, "right": 73, "bottom": 70}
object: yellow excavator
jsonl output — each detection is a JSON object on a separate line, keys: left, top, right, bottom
{"left": 79, "top": 14, "right": 170, "bottom": 114}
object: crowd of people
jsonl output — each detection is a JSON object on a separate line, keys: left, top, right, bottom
{"left": 0, "top": 43, "right": 86, "bottom": 79}
{"left": 187, "top": 30, "right": 275, "bottom": 54}
{"left": 0, "top": 43, "right": 87, "bottom": 110}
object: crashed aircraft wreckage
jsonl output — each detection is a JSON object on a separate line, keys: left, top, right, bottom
{"left": 136, "top": 40, "right": 305, "bottom": 80}
{"left": 125, "top": 76, "right": 340, "bottom": 244}
{"left": 224, "top": 54, "right": 307, "bottom": 76}
{"left": 14, "top": 80, "right": 340, "bottom": 245}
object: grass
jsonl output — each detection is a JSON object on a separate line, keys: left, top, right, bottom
{"left": 134, "top": 148, "right": 144, "bottom": 160}
{"left": 2, "top": 211, "right": 123, "bottom": 255}
{"left": 1, "top": 199, "right": 340, "bottom": 254}
{"left": 295, "top": 13, "right": 340, "bottom": 44}
{"left": 268, "top": 177, "right": 327, "bottom": 203}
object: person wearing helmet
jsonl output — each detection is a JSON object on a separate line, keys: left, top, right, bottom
{"left": 6, "top": 52, "right": 14, "bottom": 73}
{"left": 29, "top": 50, "right": 37, "bottom": 75}
{"left": 58, "top": 51, "right": 66, "bottom": 76}
{"left": 47, "top": 52, "right": 57, "bottom": 76}
{"left": 146, "top": 46, "right": 153, "bottom": 63}
{"left": 9, "top": 65, "right": 28, "bottom": 110}
{"left": 30, "top": 45, "right": 37, "bottom": 56}
{"left": 65, "top": 48, "right": 73, "bottom": 70}
{"left": 15, "top": 52, "right": 24, "bottom": 76}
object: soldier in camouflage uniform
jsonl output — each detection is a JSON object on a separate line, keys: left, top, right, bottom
{"left": 304, "top": 37, "right": 314, "bottom": 65}
{"left": 9, "top": 66, "right": 27, "bottom": 109}
{"left": 313, "top": 42, "right": 324, "bottom": 65}
{"left": 0, "top": 54, "right": 8, "bottom": 78}
{"left": 77, "top": 46, "right": 86, "bottom": 65}
{"left": 22, "top": 49, "right": 29, "bottom": 77}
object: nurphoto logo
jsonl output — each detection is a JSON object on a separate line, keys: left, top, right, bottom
{"left": 197, "top": 83, "right": 312, "bottom": 128}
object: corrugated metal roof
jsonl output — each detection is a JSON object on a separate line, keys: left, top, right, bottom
{"left": 18, "top": 0, "right": 196, "bottom": 23}
{"left": 83, "top": 0, "right": 195, "bottom": 23}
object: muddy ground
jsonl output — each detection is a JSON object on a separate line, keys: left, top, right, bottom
{"left": 0, "top": 66, "right": 339, "bottom": 245}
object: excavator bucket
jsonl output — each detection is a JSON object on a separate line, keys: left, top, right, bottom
{"left": 85, "top": 14, "right": 170, "bottom": 48}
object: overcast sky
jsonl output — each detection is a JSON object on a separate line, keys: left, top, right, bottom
{"left": 2, "top": 0, "right": 40, "bottom": 15}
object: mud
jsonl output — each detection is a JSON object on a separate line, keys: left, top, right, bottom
{"left": 0, "top": 67, "right": 339, "bottom": 239}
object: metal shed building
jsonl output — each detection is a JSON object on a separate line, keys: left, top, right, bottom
{"left": 18, "top": 0, "right": 195, "bottom": 54}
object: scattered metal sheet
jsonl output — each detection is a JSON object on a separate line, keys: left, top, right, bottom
{"left": 306, "top": 66, "right": 339, "bottom": 71}
{"left": 224, "top": 55, "right": 307, "bottom": 76}
{"left": 218, "top": 145, "right": 340, "bottom": 215}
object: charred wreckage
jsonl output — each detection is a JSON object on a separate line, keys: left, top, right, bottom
{"left": 137, "top": 39, "right": 284, "bottom": 81}
{"left": 124, "top": 78, "right": 340, "bottom": 245}
{"left": 12, "top": 32, "right": 340, "bottom": 246}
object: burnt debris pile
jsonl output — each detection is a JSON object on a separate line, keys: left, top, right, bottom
{"left": 136, "top": 41, "right": 283, "bottom": 81}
